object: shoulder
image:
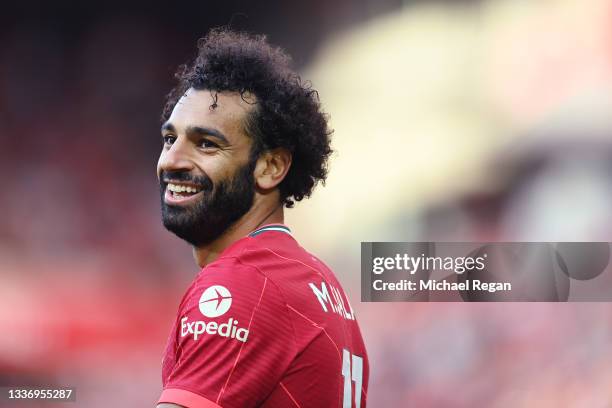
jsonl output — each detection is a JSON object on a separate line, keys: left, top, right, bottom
{"left": 182, "top": 256, "right": 274, "bottom": 318}
{"left": 228, "top": 234, "right": 345, "bottom": 321}
{"left": 172, "top": 255, "right": 298, "bottom": 358}
{"left": 229, "top": 233, "right": 328, "bottom": 281}
{"left": 177, "top": 248, "right": 300, "bottom": 337}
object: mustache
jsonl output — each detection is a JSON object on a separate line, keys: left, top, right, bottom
{"left": 160, "top": 170, "right": 214, "bottom": 191}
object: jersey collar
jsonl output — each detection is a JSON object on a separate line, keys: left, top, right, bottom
{"left": 248, "top": 224, "right": 292, "bottom": 237}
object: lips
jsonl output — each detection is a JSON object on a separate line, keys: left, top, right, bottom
{"left": 164, "top": 182, "right": 204, "bottom": 205}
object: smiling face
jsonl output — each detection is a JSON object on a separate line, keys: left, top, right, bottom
{"left": 157, "top": 88, "right": 258, "bottom": 246}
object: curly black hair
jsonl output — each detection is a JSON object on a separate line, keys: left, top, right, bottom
{"left": 162, "top": 28, "right": 333, "bottom": 208}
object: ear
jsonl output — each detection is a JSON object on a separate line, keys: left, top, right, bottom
{"left": 253, "top": 148, "right": 292, "bottom": 190}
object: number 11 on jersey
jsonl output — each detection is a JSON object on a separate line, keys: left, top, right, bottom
{"left": 342, "top": 349, "right": 363, "bottom": 408}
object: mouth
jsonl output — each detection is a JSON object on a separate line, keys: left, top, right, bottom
{"left": 164, "top": 182, "right": 205, "bottom": 205}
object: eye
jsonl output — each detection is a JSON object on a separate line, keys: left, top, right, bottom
{"left": 198, "top": 139, "right": 219, "bottom": 149}
{"left": 162, "top": 135, "right": 176, "bottom": 146}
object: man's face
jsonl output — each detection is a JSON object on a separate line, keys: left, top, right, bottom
{"left": 157, "top": 88, "right": 257, "bottom": 246}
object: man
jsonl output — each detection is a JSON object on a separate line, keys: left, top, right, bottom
{"left": 156, "top": 28, "right": 369, "bottom": 408}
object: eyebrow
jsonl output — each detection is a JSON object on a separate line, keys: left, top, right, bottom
{"left": 161, "top": 122, "right": 229, "bottom": 145}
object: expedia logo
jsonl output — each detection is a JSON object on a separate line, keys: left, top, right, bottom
{"left": 199, "top": 285, "right": 232, "bottom": 318}
{"left": 181, "top": 317, "right": 249, "bottom": 343}
{"left": 181, "top": 285, "right": 249, "bottom": 343}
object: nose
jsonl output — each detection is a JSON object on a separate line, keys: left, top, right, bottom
{"left": 158, "top": 137, "right": 195, "bottom": 175}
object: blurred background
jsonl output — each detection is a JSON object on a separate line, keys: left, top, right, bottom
{"left": 1, "top": 0, "right": 612, "bottom": 406}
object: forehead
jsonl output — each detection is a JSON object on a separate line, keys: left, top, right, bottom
{"left": 166, "top": 88, "right": 255, "bottom": 138}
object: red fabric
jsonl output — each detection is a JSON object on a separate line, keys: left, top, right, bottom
{"left": 158, "top": 388, "right": 221, "bottom": 407}
{"left": 159, "top": 226, "right": 369, "bottom": 408}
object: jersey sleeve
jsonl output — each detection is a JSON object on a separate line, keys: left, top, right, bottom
{"left": 158, "top": 259, "right": 296, "bottom": 408}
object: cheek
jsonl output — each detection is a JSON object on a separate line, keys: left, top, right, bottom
{"left": 195, "top": 157, "right": 229, "bottom": 180}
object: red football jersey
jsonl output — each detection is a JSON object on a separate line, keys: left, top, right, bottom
{"left": 158, "top": 224, "right": 369, "bottom": 408}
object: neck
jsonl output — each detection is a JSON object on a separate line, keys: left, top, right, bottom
{"left": 193, "top": 196, "right": 284, "bottom": 268}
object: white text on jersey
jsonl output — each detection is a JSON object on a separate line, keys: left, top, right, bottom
{"left": 181, "top": 316, "right": 249, "bottom": 343}
{"left": 309, "top": 281, "right": 355, "bottom": 320}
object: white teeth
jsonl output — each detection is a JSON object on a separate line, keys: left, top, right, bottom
{"left": 167, "top": 183, "right": 200, "bottom": 194}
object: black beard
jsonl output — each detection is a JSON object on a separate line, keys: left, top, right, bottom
{"left": 160, "top": 161, "right": 256, "bottom": 246}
